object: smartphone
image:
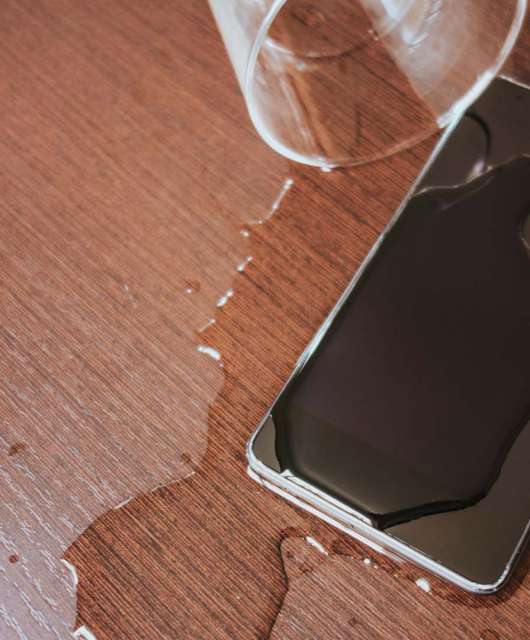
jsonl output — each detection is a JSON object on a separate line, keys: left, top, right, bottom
{"left": 247, "top": 77, "right": 530, "bottom": 594}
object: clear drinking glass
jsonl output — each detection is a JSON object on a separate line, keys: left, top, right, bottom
{"left": 208, "top": 0, "right": 527, "bottom": 168}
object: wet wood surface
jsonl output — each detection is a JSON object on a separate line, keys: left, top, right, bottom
{"left": 0, "top": 2, "right": 529, "bottom": 639}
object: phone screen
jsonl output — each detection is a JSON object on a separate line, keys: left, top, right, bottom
{"left": 272, "top": 157, "right": 530, "bottom": 530}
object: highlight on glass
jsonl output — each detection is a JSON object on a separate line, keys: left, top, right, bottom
{"left": 209, "top": 0, "right": 527, "bottom": 168}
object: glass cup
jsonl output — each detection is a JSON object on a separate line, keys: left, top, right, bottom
{"left": 208, "top": 0, "right": 527, "bottom": 168}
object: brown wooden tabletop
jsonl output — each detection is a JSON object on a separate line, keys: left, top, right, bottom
{"left": 1, "top": 2, "right": 529, "bottom": 639}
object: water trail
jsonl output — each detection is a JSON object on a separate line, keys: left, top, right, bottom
{"left": 0, "top": 165, "right": 291, "bottom": 639}
{"left": 197, "top": 345, "right": 223, "bottom": 362}
{"left": 216, "top": 288, "right": 234, "bottom": 308}
{"left": 249, "top": 178, "right": 294, "bottom": 225}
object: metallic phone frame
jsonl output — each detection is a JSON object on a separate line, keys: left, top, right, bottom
{"left": 246, "top": 77, "right": 530, "bottom": 594}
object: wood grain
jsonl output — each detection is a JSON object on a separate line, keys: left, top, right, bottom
{"left": 0, "top": 2, "right": 528, "bottom": 639}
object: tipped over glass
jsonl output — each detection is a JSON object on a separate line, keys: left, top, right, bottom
{"left": 209, "top": 0, "right": 527, "bottom": 168}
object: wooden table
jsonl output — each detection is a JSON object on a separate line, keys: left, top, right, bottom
{"left": 1, "top": 2, "right": 528, "bottom": 638}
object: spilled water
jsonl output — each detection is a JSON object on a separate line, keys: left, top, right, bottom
{"left": 0, "top": 166, "right": 292, "bottom": 639}
{"left": 0, "top": 4, "right": 292, "bottom": 635}
{"left": 0, "top": 162, "right": 295, "bottom": 639}
{"left": 2, "top": 4, "right": 529, "bottom": 639}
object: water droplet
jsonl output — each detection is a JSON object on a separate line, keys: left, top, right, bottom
{"left": 196, "top": 345, "right": 221, "bottom": 361}
{"left": 415, "top": 577, "right": 431, "bottom": 593}
{"left": 267, "top": 177, "right": 294, "bottom": 219}
{"left": 320, "top": 166, "right": 333, "bottom": 173}
{"left": 236, "top": 256, "right": 253, "bottom": 273}
{"left": 363, "top": 558, "right": 372, "bottom": 566}
{"left": 216, "top": 289, "right": 234, "bottom": 308}
{"left": 249, "top": 177, "right": 294, "bottom": 225}
{"left": 240, "top": 228, "right": 251, "bottom": 238}
{"left": 184, "top": 280, "right": 201, "bottom": 294}
{"left": 305, "top": 536, "right": 328, "bottom": 555}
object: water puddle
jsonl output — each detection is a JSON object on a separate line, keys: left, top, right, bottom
{"left": 0, "top": 5, "right": 292, "bottom": 636}
{"left": 50, "top": 140, "right": 529, "bottom": 639}
{"left": 0, "top": 167, "right": 293, "bottom": 639}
